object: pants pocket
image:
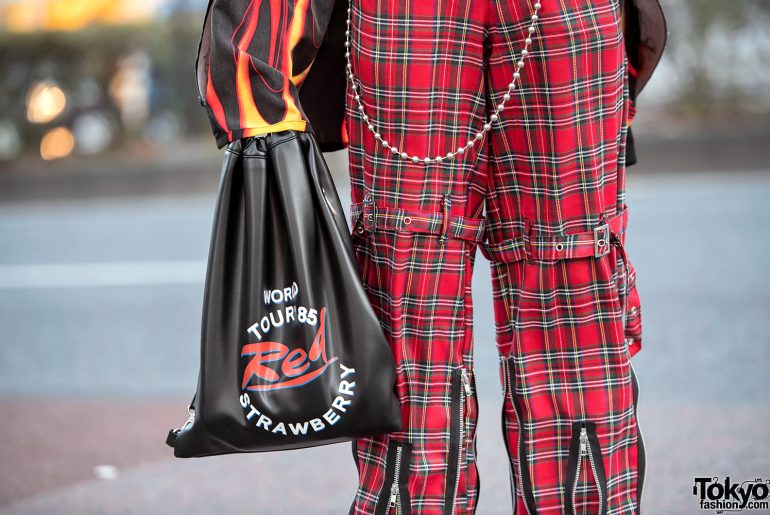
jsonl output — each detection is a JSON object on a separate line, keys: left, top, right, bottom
{"left": 565, "top": 420, "right": 608, "bottom": 515}
{"left": 374, "top": 438, "right": 414, "bottom": 515}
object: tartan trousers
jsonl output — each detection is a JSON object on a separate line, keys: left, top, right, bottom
{"left": 345, "top": 0, "right": 645, "bottom": 513}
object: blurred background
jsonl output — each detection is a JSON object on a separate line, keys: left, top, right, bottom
{"left": 0, "top": 0, "right": 768, "bottom": 514}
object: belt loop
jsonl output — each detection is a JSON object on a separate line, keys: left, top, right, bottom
{"left": 609, "top": 211, "right": 630, "bottom": 315}
{"left": 612, "top": 206, "right": 628, "bottom": 248}
{"left": 611, "top": 231, "right": 630, "bottom": 324}
{"left": 439, "top": 194, "right": 451, "bottom": 244}
{"left": 477, "top": 215, "right": 487, "bottom": 244}
{"left": 522, "top": 217, "right": 532, "bottom": 262}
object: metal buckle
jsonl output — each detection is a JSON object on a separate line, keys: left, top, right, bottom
{"left": 362, "top": 193, "right": 376, "bottom": 233}
{"left": 593, "top": 223, "right": 610, "bottom": 257}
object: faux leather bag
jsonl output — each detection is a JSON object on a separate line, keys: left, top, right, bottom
{"left": 166, "top": 129, "right": 402, "bottom": 457}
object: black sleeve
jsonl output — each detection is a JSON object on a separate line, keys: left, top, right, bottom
{"left": 298, "top": 0, "right": 348, "bottom": 152}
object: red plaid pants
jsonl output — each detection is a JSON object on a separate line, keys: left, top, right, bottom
{"left": 345, "top": 0, "right": 645, "bottom": 513}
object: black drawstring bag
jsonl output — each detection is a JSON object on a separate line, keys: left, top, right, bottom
{"left": 166, "top": 130, "right": 402, "bottom": 457}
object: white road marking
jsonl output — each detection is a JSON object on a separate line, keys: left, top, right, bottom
{"left": 0, "top": 261, "right": 206, "bottom": 289}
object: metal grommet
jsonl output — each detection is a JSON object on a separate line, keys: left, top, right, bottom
{"left": 357, "top": 226, "right": 365, "bottom": 234}
{"left": 597, "top": 238, "right": 606, "bottom": 247}
{"left": 403, "top": 216, "right": 412, "bottom": 225}
{"left": 367, "top": 214, "right": 373, "bottom": 222}
{"left": 629, "top": 306, "right": 638, "bottom": 316}
{"left": 554, "top": 242, "right": 564, "bottom": 252}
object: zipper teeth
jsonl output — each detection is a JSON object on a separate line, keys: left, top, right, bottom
{"left": 471, "top": 372, "right": 480, "bottom": 515}
{"left": 450, "top": 368, "right": 468, "bottom": 515}
{"left": 572, "top": 428, "right": 586, "bottom": 515}
{"left": 501, "top": 362, "right": 515, "bottom": 515}
{"left": 505, "top": 358, "right": 532, "bottom": 515}
{"left": 630, "top": 361, "right": 647, "bottom": 513}
{"left": 637, "top": 416, "right": 647, "bottom": 513}
{"left": 638, "top": 423, "right": 647, "bottom": 515}
{"left": 389, "top": 444, "right": 403, "bottom": 511}
{"left": 585, "top": 428, "right": 604, "bottom": 515}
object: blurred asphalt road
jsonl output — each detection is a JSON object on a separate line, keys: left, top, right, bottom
{"left": 0, "top": 136, "right": 769, "bottom": 514}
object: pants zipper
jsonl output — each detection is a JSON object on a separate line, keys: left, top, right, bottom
{"left": 569, "top": 421, "right": 607, "bottom": 515}
{"left": 371, "top": 438, "right": 414, "bottom": 515}
{"left": 470, "top": 370, "right": 481, "bottom": 515}
{"left": 505, "top": 356, "right": 535, "bottom": 515}
{"left": 584, "top": 426, "right": 604, "bottom": 515}
{"left": 571, "top": 426, "right": 587, "bottom": 515}
{"left": 500, "top": 357, "right": 517, "bottom": 513}
{"left": 629, "top": 360, "right": 647, "bottom": 513}
{"left": 448, "top": 366, "right": 470, "bottom": 515}
{"left": 388, "top": 444, "right": 404, "bottom": 512}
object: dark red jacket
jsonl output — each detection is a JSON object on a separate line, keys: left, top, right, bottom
{"left": 195, "top": 0, "right": 667, "bottom": 161}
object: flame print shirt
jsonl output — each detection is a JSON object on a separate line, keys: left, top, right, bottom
{"left": 195, "top": 0, "right": 349, "bottom": 151}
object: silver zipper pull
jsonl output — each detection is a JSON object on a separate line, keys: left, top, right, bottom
{"left": 461, "top": 369, "right": 471, "bottom": 397}
{"left": 388, "top": 443, "right": 404, "bottom": 508}
{"left": 580, "top": 426, "right": 588, "bottom": 456}
{"left": 388, "top": 482, "right": 399, "bottom": 507}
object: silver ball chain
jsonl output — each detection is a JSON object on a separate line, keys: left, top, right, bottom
{"left": 344, "top": 0, "right": 542, "bottom": 165}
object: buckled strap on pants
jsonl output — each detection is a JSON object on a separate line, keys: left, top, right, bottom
{"left": 480, "top": 207, "right": 628, "bottom": 262}
{"left": 350, "top": 200, "right": 486, "bottom": 244}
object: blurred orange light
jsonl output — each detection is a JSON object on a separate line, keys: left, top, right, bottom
{"left": 40, "top": 127, "right": 75, "bottom": 160}
{"left": 1, "top": 0, "right": 165, "bottom": 33}
{"left": 26, "top": 81, "right": 67, "bottom": 124}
